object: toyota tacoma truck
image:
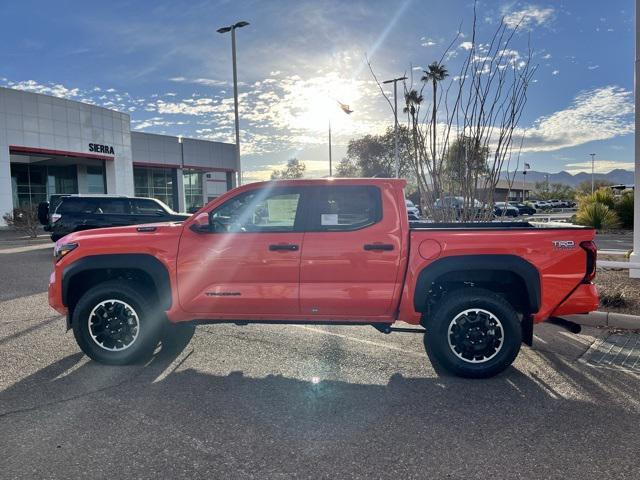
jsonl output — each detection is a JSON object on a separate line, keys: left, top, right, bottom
{"left": 48, "top": 179, "right": 599, "bottom": 378}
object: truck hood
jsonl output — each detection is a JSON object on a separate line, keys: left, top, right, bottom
{"left": 57, "top": 221, "right": 186, "bottom": 245}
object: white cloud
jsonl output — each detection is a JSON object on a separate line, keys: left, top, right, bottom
{"left": 542, "top": 53, "right": 552, "bottom": 59}
{"left": 503, "top": 5, "right": 555, "bottom": 29}
{"left": 552, "top": 70, "right": 559, "bottom": 75}
{"left": 421, "top": 38, "right": 437, "bottom": 47}
{"left": 459, "top": 41, "right": 473, "bottom": 50}
{"left": 169, "top": 76, "right": 235, "bottom": 87}
{"left": 521, "top": 86, "right": 634, "bottom": 153}
{"left": 564, "top": 160, "right": 635, "bottom": 174}
{"left": 4, "top": 79, "right": 80, "bottom": 99}
{"left": 587, "top": 65, "right": 600, "bottom": 70}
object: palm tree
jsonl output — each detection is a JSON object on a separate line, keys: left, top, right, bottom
{"left": 404, "top": 89, "right": 424, "bottom": 204}
{"left": 403, "top": 89, "right": 423, "bottom": 116}
{"left": 421, "top": 62, "right": 448, "bottom": 198}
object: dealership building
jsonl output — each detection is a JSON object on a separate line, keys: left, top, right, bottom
{"left": 0, "top": 86, "right": 238, "bottom": 224}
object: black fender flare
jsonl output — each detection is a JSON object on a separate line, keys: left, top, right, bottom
{"left": 413, "top": 254, "right": 541, "bottom": 313}
{"left": 62, "top": 254, "right": 172, "bottom": 311}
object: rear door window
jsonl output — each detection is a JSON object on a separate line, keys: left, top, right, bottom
{"left": 308, "top": 186, "right": 382, "bottom": 232}
{"left": 95, "top": 199, "right": 130, "bottom": 214}
{"left": 131, "top": 199, "right": 167, "bottom": 215}
{"left": 57, "top": 198, "right": 98, "bottom": 214}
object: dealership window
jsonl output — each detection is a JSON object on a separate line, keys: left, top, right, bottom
{"left": 10, "top": 164, "right": 78, "bottom": 209}
{"left": 133, "top": 166, "right": 176, "bottom": 210}
{"left": 86, "top": 165, "right": 106, "bottom": 194}
{"left": 183, "top": 169, "right": 204, "bottom": 213}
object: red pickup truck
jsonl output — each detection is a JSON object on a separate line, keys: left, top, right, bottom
{"left": 48, "top": 178, "right": 598, "bottom": 378}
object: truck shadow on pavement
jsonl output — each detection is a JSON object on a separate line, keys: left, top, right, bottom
{"left": 1, "top": 326, "right": 639, "bottom": 478}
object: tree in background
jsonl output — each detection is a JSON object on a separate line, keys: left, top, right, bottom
{"left": 421, "top": 62, "right": 448, "bottom": 200}
{"left": 335, "top": 158, "right": 359, "bottom": 177}
{"left": 442, "top": 136, "right": 489, "bottom": 196}
{"left": 576, "top": 179, "right": 614, "bottom": 195}
{"left": 368, "top": 3, "right": 536, "bottom": 221}
{"left": 336, "top": 126, "right": 413, "bottom": 178}
{"left": 532, "top": 181, "right": 575, "bottom": 201}
{"left": 271, "top": 158, "right": 306, "bottom": 179}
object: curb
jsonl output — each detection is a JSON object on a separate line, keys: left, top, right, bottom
{"left": 562, "top": 311, "right": 640, "bottom": 330}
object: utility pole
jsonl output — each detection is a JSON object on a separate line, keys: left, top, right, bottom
{"left": 328, "top": 120, "right": 332, "bottom": 176}
{"left": 382, "top": 76, "right": 407, "bottom": 178}
{"left": 590, "top": 153, "right": 596, "bottom": 194}
{"left": 217, "top": 21, "right": 250, "bottom": 186}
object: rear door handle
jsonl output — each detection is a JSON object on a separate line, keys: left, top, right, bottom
{"left": 363, "top": 244, "right": 394, "bottom": 251}
{"left": 269, "top": 244, "right": 299, "bottom": 251}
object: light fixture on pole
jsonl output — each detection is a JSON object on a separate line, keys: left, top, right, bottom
{"left": 382, "top": 76, "right": 407, "bottom": 178}
{"left": 590, "top": 153, "right": 596, "bottom": 194}
{"left": 217, "top": 20, "right": 250, "bottom": 186}
{"left": 328, "top": 100, "right": 353, "bottom": 176}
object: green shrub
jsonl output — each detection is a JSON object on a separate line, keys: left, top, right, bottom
{"left": 575, "top": 202, "right": 620, "bottom": 230}
{"left": 2, "top": 207, "right": 41, "bottom": 238}
{"left": 578, "top": 188, "right": 616, "bottom": 209}
{"left": 614, "top": 192, "right": 634, "bottom": 229}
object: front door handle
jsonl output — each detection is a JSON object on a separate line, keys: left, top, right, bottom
{"left": 364, "top": 243, "right": 394, "bottom": 251}
{"left": 269, "top": 244, "right": 299, "bottom": 251}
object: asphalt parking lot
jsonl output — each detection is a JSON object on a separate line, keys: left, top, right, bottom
{"left": 1, "top": 241, "right": 639, "bottom": 479}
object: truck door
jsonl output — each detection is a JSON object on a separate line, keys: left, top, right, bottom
{"left": 177, "top": 186, "right": 308, "bottom": 316}
{"left": 299, "top": 185, "right": 403, "bottom": 318}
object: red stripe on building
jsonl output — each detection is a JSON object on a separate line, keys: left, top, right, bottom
{"left": 9, "top": 146, "right": 114, "bottom": 161}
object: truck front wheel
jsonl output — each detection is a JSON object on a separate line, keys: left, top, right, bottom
{"left": 72, "top": 280, "right": 163, "bottom": 365}
{"left": 424, "top": 288, "right": 522, "bottom": 378}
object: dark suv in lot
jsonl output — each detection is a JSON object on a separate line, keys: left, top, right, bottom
{"left": 40, "top": 195, "right": 190, "bottom": 241}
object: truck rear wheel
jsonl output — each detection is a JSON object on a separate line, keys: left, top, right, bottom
{"left": 424, "top": 288, "right": 522, "bottom": 378}
{"left": 72, "top": 280, "right": 163, "bottom": 365}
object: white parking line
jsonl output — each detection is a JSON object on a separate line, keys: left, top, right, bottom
{"left": 0, "top": 243, "right": 53, "bottom": 254}
{"left": 292, "top": 324, "right": 425, "bottom": 357}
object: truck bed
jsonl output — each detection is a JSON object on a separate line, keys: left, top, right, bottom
{"left": 409, "top": 221, "right": 589, "bottom": 230}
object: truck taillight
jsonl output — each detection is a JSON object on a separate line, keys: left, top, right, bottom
{"left": 580, "top": 240, "right": 597, "bottom": 283}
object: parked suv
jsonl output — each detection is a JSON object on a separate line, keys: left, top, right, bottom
{"left": 42, "top": 195, "right": 189, "bottom": 241}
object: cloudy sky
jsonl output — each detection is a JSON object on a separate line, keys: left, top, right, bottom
{"left": 0, "top": 0, "right": 634, "bottom": 181}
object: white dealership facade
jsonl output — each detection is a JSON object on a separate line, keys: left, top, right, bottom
{"left": 0, "top": 86, "right": 238, "bottom": 224}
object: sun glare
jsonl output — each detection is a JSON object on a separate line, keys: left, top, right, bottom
{"left": 287, "top": 74, "right": 360, "bottom": 134}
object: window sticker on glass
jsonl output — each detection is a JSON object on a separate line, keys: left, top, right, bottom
{"left": 321, "top": 213, "right": 339, "bottom": 225}
{"left": 266, "top": 196, "right": 299, "bottom": 224}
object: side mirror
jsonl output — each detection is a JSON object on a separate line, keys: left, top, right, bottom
{"left": 190, "top": 212, "right": 211, "bottom": 233}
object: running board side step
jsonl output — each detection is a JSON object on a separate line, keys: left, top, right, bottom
{"left": 372, "top": 323, "right": 426, "bottom": 334}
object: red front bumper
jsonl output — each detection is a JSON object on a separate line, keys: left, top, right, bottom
{"left": 48, "top": 270, "right": 68, "bottom": 315}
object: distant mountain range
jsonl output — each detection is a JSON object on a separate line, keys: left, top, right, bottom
{"left": 500, "top": 169, "right": 634, "bottom": 187}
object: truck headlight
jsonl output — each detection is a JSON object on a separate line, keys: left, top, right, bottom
{"left": 54, "top": 242, "right": 78, "bottom": 262}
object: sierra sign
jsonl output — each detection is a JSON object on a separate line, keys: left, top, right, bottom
{"left": 89, "top": 143, "right": 115, "bottom": 155}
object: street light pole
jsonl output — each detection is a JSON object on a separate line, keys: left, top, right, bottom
{"left": 327, "top": 100, "right": 353, "bottom": 177}
{"left": 328, "top": 120, "right": 332, "bottom": 176}
{"left": 590, "top": 153, "right": 596, "bottom": 194}
{"left": 217, "top": 21, "right": 249, "bottom": 186}
{"left": 383, "top": 76, "right": 407, "bottom": 178}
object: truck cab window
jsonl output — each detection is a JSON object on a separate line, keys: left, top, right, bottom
{"left": 310, "top": 186, "right": 381, "bottom": 231}
{"left": 210, "top": 189, "right": 302, "bottom": 233}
